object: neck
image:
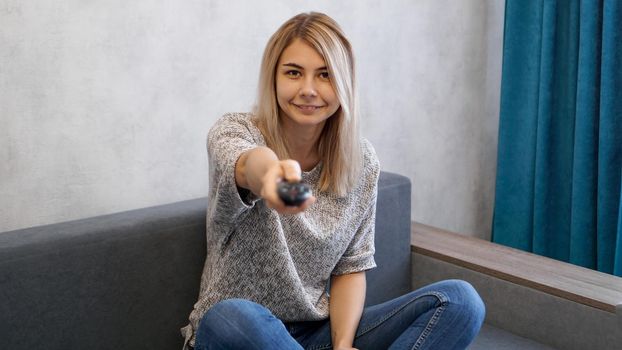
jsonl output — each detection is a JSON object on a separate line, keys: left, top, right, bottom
{"left": 281, "top": 119, "right": 325, "bottom": 172}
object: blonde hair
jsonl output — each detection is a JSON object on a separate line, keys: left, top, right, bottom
{"left": 253, "top": 12, "right": 362, "bottom": 197}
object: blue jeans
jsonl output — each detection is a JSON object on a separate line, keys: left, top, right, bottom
{"left": 194, "top": 279, "right": 485, "bottom": 350}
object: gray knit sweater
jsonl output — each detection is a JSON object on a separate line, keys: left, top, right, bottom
{"left": 182, "top": 113, "right": 379, "bottom": 347}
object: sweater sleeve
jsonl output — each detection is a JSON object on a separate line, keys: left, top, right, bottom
{"left": 331, "top": 198, "right": 378, "bottom": 275}
{"left": 332, "top": 139, "right": 380, "bottom": 275}
{"left": 206, "top": 114, "right": 261, "bottom": 225}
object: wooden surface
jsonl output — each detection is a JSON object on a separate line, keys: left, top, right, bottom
{"left": 411, "top": 222, "right": 622, "bottom": 314}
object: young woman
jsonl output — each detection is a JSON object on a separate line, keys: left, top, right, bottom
{"left": 182, "top": 12, "right": 485, "bottom": 350}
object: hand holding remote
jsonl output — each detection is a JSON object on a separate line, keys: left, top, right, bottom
{"left": 258, "top": 159, "right": 315, "bottom": 214}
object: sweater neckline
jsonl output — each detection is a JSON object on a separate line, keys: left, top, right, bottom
{"left": 302, "top": 161, "right": 322, "bottom": 183}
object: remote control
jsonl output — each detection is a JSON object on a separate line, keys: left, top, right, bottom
{"left": 277, "top": 181, "right": 312, "bottom": 206}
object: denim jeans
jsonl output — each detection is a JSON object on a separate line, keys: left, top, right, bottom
{"left": 194, "top": 279, "right": 485, "bottom": 350}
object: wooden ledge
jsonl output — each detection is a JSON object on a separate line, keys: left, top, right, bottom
{"left": 411, "top": 222, "right": 622, "bottom": 314}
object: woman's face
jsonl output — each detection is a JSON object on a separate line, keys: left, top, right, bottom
{"left": 275, "top": 38, "right": 340, "bottom": 130}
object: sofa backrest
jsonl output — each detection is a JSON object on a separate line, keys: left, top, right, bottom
{"left": 0, "top": 171, "right": 411, "bottom": 350}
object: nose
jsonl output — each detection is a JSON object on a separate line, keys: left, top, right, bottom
{"left": 299, "top": 77, "right": 317, "bottom": 98}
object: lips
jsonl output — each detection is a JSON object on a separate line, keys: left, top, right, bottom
{"left": 292, "top": 103, "right": 324, "bottom": 114}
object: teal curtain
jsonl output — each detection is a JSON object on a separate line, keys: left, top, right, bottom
{"left": 492, "top": 0, "right": 622, "bottom": 276}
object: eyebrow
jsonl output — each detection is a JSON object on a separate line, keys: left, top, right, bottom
{"left": 282, "top": 63, "right": 327, "bottom": 71}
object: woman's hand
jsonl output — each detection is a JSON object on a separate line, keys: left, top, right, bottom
{"left": 236, "top": 147, "right": 315, "bottom": 214}
{"left": 260, "top": 159, "right": 316, "bottom": 214}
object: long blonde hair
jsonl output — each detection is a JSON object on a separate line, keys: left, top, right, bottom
{"left": 253, "top": 12, "right": 362, "bottom": 197}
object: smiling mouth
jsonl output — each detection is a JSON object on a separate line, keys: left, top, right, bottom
{"left": 293, "top": 103, "right": 324, "bottom": 111}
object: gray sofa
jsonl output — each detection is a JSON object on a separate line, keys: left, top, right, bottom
{"left": 0, "top": 171, "right": 411, "bottom": 350}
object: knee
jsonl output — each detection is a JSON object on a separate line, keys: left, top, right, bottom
{"left": 195, "top": 299, "right": 289, "bottom": 350}
{"left": 196, "top": 299, "right": 270, "bottom": 341}
{"left": 432, "top": 280, "right": 486, "bottom": 327}
{"left": 442, "top": 280, "right": 486, "bottom": 325}
{"left": 200, "top": 298, "right": 268, "bottom": 327}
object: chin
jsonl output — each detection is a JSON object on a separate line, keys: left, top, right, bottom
{"left": 291, "top": 113, "right": 331, "bottom": 127}
{"left": 284, "top": 109, "right": 329, "bottom": 125}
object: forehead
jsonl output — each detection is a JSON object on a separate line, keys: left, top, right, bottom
{"left": 278, "top": 38, "right": 326, "bottom": 68}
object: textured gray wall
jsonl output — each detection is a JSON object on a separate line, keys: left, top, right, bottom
{"left": 0, "top": 0, "right": 504, "bottom": 238}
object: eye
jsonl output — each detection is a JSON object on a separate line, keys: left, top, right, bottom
{"left": 285, "top": 70, "right": 301, "bottom": 78}
{"left": 319, "top": 71, "right": 330, "bottom": 80}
